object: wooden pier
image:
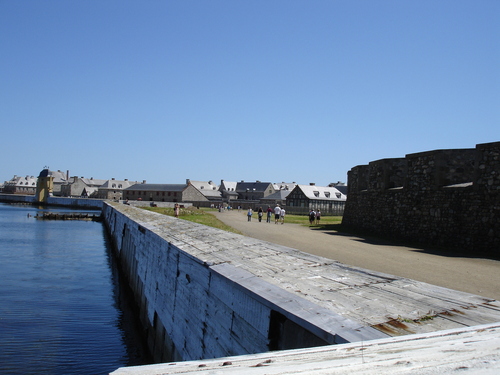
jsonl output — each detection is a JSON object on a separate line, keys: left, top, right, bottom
{"left": 35, "top": 212, "right": 102, "bottom": 221}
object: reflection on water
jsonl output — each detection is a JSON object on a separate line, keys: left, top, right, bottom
{"left": 0, "top": 203, "right": 152, "bottom": 375}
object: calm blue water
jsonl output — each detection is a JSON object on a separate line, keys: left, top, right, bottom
{"left": 0, "top": 203, "right": 152, "bottom": 375}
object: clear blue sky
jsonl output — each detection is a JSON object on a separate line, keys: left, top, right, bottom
{"left": 1, "top": 1, "right": 498, "bottom": 186}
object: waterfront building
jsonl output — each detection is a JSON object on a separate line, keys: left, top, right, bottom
{"left": 95, "top": 178, "right": 140, "bottom": 201}
{"left": 35, "top": 168, "right": 54, "bottom": 202}
{"left": 2, "top": 175, "right": 37, "bottom": 195}
{"left": 60, "top": 176, "right": 107, "bottom": 198}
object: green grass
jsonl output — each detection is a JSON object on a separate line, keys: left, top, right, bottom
{"left": 141, "top": 206, "right": 243, "bottom": 234}
{"left": 283, "top": 214, "right": 343, "bottom": 227}
{"left": 141, "top": 206, "right": 343, "bottom": 234}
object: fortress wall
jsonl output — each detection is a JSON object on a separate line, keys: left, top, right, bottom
{"left": 0, "top": 194, "right": 105, "bottom": 210}
{"left": 342, "top": 142, "right": 500, "bottom": 255}
{"left": 0, "top": 194, "right": 35, "bottom": 203}
{"left": 101, "top": 203, "right": 347, "bottom": 363}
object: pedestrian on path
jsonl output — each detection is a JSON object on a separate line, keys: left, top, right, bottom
{"left": 316, "top": 210, "right": 321, "bottom": 225}
{"left": 274, "top": 205, "right": 281, "bottom": 224}
{"left": 258, "top": 207, "right": 263, "bottom": 222}
{"left": 280, "top": 207, "right": 286, "bottom": 224}
{"left": 266, "top": 206, "right": 273, "bottom": 223}
{"left": 247, "top": 208, "right": 253, "bottom": 221}
{"left": 309, "top": 209, "right": 316, "bottom": 225}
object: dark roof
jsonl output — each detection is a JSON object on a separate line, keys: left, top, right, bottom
{"left": 334, "top": 185, "right": 348, "bottom": 195}
{"left": 261, "top": 190, "right": 291, "bottom": 200}
{"left": 125, "top": 183, "right": 188, "bottom": 192}
{"left": 236, "top": 182, "right": 272, "bottom": 193}
{"left": 38, "top": 169, "right": 50, "bottom": 178}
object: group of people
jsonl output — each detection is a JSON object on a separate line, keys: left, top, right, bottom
{"left": 309, "top": 209, "right": 321, "bottom": 225}
{"left": 246, "top": 206, "right": 321, "bottom": 225}
{"left": 247, "top": 205, "right": 286, "bottom": 224}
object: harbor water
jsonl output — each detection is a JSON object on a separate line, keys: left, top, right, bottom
{"left": 0, "top": 203, "right": 152, "bottom": 375}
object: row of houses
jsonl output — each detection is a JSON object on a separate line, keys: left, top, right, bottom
{"left": 0, "top": 170, "right": 141, "bottom": 201}
{"left": 122, "top": 179, "right": 347, "bottom": 214}
{"left": 1, "top": 170, "right": 347, "bottom": 215}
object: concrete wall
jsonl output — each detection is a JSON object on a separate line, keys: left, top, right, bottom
{"left": 342, "top": 141, "right": 500, "bottom": 255}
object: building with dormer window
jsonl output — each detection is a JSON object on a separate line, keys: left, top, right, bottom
{"left": 286, "top": 183, "right": 346, "bottom": 215}
{"left": 95, "top": 178, "right": 141, "bottom": 200}
{"left": 186, "top": 179, "right": 222, "bottom": 201}
{"left": 3, "top": 175, "right": 38, "bottom": 195}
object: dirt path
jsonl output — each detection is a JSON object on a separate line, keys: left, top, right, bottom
{"left": 212, "top": 209, "right": 500, "bottom": 301}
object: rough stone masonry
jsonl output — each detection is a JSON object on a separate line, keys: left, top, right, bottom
{"left": 342, "top": 141, "right": 500, "bottom": 256}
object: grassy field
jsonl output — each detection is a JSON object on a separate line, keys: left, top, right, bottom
{"left": 141, "top": 206, "right": 343, "bottom": 233}
{"left": 141, "top": 206, "right": 243, "bottom": 234}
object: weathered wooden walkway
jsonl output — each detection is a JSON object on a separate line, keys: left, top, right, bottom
{"left": 113, "top": 322, "right": 500, "bottom": 374}
{"left": 111, "top": 204, "right": 500, "bottom": 373}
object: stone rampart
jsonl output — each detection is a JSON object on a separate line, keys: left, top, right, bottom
{"left": 342, "top": 141, "right": 500, "bottom": 255}
{"left": 102, "top": 202, "right": 386, "bottom": 363}
{"left": 0, "top": 194, "right": 105, "bottom": 209}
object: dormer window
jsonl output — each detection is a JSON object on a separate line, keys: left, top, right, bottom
{"left": 313, "top": 191, "right": 319, "bottom": 197}
{"left": 336, "top": 193, "right": 341, "bottom": 198}
{"left": 324, "top": 192, "right": 330, "bottom": 198}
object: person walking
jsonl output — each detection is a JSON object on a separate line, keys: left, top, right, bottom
{"left": 309, "top": 209, "right": 316, "bottom": 225}
{"left": 174, "top": 203, "right": 180, "bottom": 218}
{"left": 247, "top": 207, "right": 253, "bottom": 221}
{"left": 274, "top": 205, "right": 281, "bottom": 224}
{"left": 266, "top": 206, "right": 273, "bottom": 223}
{"left": 258, "top": 207, "right": 263, "bottom": 222}
{"left": 316, "top": 209, "right": 321, "bottom": 225}
{"left": 280, "top": 207, "right": 286, "bottom": 224}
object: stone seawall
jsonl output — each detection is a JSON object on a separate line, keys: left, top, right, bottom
{"left": 342, "top": 141, "right": 500, "bottom": 255}
{"left": 0, "top": 194, "right": 105, "bottom": 209}
{"left": 102, "top": 202, "right": 385, "bottom": 362}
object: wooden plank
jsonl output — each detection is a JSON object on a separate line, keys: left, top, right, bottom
{"left": 111, "top": 323, "right": 500, "bottom": 375}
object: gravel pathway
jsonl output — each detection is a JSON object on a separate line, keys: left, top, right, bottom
{"left": 213, "top": 209, "right": 500, "bottom": 300}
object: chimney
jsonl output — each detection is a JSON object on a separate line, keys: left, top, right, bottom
{"left": 143, "top": 180, "right": 146, "bottom": 184}
{"left": 310, "top": 182, "right": 315, "bottom": 186}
